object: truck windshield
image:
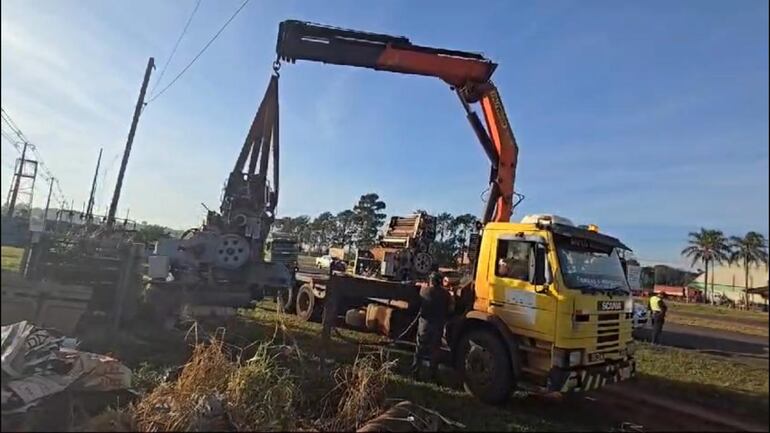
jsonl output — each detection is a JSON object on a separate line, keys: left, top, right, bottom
{"left": 556, "top": 238, "right": 629, "bottom": 294}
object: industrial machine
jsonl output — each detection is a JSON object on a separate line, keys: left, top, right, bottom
{"left": 354, "top": 212, "right": 437, "bottom": 280}
{"left": 145, "top": 76, "right": 291, "bottom": 319}
{"left": 273, "top": 20, "right": 636, "bottom": 403}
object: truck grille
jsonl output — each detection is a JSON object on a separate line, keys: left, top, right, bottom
{"left": 596, "top": 314, "right": 620, "bottom": 351}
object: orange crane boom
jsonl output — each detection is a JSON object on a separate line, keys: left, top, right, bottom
{"left": 276, "top": 20, "right": 519, "bottom": 223}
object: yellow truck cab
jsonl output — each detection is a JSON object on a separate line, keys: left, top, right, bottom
{"left": 449, "top": 214, "right": 636, "bottom": 403}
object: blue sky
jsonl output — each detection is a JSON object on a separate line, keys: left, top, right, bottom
{"left": 1, "top": 0, "right": 768, "bottom": 267}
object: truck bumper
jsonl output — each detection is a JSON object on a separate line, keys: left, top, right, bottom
{"left": 547, "top": 358, "right": 635, "bottom": 393}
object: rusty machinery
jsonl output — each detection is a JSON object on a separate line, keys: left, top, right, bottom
{"left": 145, "top": 76, "right": 291, "bottom": 320}
{"left": 354, "top": 212, "right": 437, "bottom": 281}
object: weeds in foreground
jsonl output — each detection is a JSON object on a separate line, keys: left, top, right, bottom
{"left": 120, "top": 321, "right": 407, "bottom": 432}
{"left": 320, "top": 351, "right": 397, "bottom": 431}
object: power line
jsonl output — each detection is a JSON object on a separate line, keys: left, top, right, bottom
{"left": 0, "top": 108, "right": 29, "bottom": 143}
{"left": 147, "top": 0, "right": 251, "bottom": 104}
{"left": 1, "top": 129, "right": 23, "bottom": 153}
{"left": 1, "top": 106, "right": 67, "bottom": 207}
{"left": 149, "top": 0, "right": 203, "bottom": 99}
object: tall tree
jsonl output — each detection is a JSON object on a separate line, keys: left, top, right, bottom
{"left": 435, "top": 212, "right": 453, "bottom": 242}
{"left": 450, "top": 214, "right": 479, "bottom": 263}
{"left": 275, "top": 215, "right": 311, "bottom": 249}
{"left": 134, "top": 224, "right": 170, "bottom": 245}
{"left": 681, "top": 228, "right": 730, "bottom": 302}
{"left": 310, "top": 212, "right": 336, "bottom": 252}
{"left": 352, "top": 193, "right": 386, "bottom": 248}
{"left": 332, "top": 209, "right": 356, "bottom": 248}
{"left": 729, "top": 232, "right": 769, "bottom": 307}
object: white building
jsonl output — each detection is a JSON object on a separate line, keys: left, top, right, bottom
{"left": 691, "top": 262, "right": 769, "bottom": 305}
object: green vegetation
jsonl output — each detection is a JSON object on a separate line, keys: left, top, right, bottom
{"left": 729, "top": 232, "right": 769, "bottom": 306}
{"left": 668, "top": 301, "right": 768, "bottom": 322}
{"left": 665, "top": 300, "right": 769, "bottom": 337}
{"left": 681, "top": 228, "right": 731, "bottom": 301}
{"left": 635, "top": 343, "right": 768, "bottom": 424}
{"left": 1, "top": 246, "right": 23, "bottom": 272}
{"left": 133, "top": 224, "right": 172, "bottom": 245}
{"left": 633, "top": 299, "right": 768, "bottom": 336}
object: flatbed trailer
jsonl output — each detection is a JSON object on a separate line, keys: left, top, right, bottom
{"left": 281, "top": 270, "right": 424, "bottom": 338}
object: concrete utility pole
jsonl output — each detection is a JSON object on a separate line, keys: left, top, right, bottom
{"left": 107, "top": 57, "right": 155, "bottom": 227}
{"left": 5, "top": 141, "right": 29, "bottom": 218}
{"left": 85, "top": 148, "right": 103, "bottom": 223}
{"left": 43, "top": 176, "right": 54, "bottom": 228}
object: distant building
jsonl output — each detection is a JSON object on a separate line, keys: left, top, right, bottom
{"left": 691, "top": 263, "right": 769, "bottom": 305}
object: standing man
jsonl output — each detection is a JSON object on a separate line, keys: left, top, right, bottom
{"left": 649, "top": 292, "right": 668, "bottom": 345}
{"left": 412, "top": 271, "right": 451, "bottom": 382}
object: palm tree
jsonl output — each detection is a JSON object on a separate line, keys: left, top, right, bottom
{"left": 729, "top": 232, "right": 769, "bottom": 308}
{"left": 681, "top": 228, "right": 730, "bottom": 303}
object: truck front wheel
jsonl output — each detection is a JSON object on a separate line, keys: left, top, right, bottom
{"left": 455, "top": 329, "right": 513, "bottom": 404}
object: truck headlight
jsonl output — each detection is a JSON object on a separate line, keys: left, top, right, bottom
{"left": 554, "top": 348, "right": 583, "bottom": 368}
{"left": 569, "top": 351, "right": 582, "bottom": 366}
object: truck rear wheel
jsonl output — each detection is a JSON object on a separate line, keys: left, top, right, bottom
{"left": 295, "top": 284, "right": 321, "bottom": 322}
{"left": 456, "top": 329, "right": 513, "bottom": 404}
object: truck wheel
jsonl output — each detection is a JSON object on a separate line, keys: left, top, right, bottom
{"left": 277, "top": 287, "right": 296, "bottom": 314}
{"left": 296, "top": 284, "right": 321, "bottom": 322}
{"left": 456, "top": 329, "right": 513, "bottom": 404}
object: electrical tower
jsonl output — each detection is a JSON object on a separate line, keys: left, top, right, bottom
{"left": 4, "top": 141, "right": 38, "bottom": 219}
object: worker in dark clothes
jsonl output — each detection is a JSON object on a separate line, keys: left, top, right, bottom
{"left": 649, "top": 292, "right": 668, "bottom": 345}
{"left": 412, "top": 271, "right": 451, "bottom": 382}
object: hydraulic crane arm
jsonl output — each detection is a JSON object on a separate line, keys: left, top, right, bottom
{"left": 276, "top": 20, "right": 519, "bottom": 223}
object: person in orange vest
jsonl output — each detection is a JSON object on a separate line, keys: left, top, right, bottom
{"left": 648, "top": 292, "right": 668, "bottom": 345}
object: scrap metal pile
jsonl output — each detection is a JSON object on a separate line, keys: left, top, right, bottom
{"left": 1, "top": 321, "right": 133, "bottom": 431}
{"left": 355, "top": 212, "right": 437, "bottom": 281}
{"left": 20, "top": 230, "right": 145, "bottom": 331}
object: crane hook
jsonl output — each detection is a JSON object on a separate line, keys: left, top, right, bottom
{"left": 272, "top": 59, "right": 281, "bottom": 77}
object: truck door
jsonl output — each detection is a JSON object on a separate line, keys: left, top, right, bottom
{"left": 488, "top": 236, "right": 557, "bottom": 340}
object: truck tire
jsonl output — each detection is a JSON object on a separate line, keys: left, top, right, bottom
{"left": 455, "top": 329, "right": 513, "bottom": 404}
{"left": 277, "top": 286, "right": 296, "bottom": 314}
{"left": 295, "top": 284, "right": 321, "bottom": 322}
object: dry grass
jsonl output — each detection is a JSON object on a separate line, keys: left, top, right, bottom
{"left": 320, "top": 352, "right": 396, "bottom": 431}
{"left": 124, "top": 322, "right": 400, "bottom": 432}
{"left": 133, "top": 335, "right": 237, "bottom": 431}
{"left": 131, "top": 328, "right": 299, "bottom": 431}
{"left": 225, "top": 343, "right": 297, "bottom": 431}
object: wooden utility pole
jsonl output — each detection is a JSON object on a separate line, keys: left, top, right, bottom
{"left": 85, "top": 148, "right": 103, "bottom": 223}
{"left": 107, "top": 57, "right": 155, "bottom": 227}
{"left": 5, "top": 141, "right": 29, "bottom": 217}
